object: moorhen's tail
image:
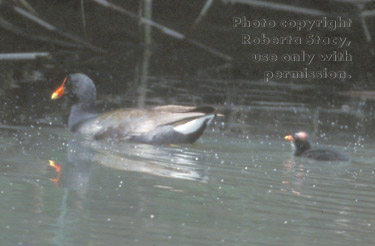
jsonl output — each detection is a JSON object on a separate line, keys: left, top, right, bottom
{"left": 132, "top": 106, "right": 218, "bottom": 144}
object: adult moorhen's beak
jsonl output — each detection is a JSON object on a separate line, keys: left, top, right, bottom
{"left": 51, "top": 77, "right": 67, "bottom": 100}
{"left": 284, "top": 135, "right": 294, "bottom": 142}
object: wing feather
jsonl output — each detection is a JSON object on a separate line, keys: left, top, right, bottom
{"left": 79, "top": 106, "right": 216, "bottom": 140}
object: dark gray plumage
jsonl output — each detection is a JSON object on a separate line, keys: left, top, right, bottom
{"left": 52, "top": 73, "right": 218, "bottom": 144}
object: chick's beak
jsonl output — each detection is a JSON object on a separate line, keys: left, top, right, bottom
{"left": 51, "top": 77, "right": 67, "bottom": 100}
{"left": 284, "top": 135, "right": 294, "bottom": 142}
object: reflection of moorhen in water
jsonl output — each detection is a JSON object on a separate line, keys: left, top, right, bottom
{"left": 89, "top": 141, "right": 206, "bottom": 181}
{"left": 51, "top": 73, "right": 219, "bottom": 144}
{"left": 49, "top": 139, "right": 206, "bottom": 189}
{"left": 285, "top": 131, "right": 349, "bottom": 161}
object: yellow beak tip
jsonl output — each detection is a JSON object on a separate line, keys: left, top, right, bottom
{"left": 284, "top": 135, "right": 294, "bottom": 141}
{"left": 51, "top": 93, "right": 59, "bottom": 100}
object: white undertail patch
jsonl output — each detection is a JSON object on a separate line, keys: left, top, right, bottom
{"left": 173, "top": 114, "right": 215, "bottom": 135}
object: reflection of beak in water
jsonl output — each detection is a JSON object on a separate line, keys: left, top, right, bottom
{"left": 48, "top": 156, "right": 92, "bottom": 190}
{"left": 280, "top": 160, "right": 307, "bottom": 196}
{"left": 49, "top": 160, "right": 61, "bottom": 186}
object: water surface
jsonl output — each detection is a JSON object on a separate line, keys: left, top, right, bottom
{"left": 1, "top": 124, "right": 374, "bottom": 246}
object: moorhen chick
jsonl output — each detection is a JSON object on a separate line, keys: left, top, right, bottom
{"left": 51, "top": 73, "right": 219, "bottom": 144}
{"left": 284, "top": 131, "right": 349, "bottom": 161}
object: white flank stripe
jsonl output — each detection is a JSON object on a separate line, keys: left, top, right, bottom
{"left": 173, "top": 114, "right": 214, "bottom": 135}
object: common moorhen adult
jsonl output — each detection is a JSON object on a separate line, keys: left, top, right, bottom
{"left": 284, "top": 131, "right": 349, "bottom": 161}
{"left": 51, "top": 73, "right": 219, "bottom": 144}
